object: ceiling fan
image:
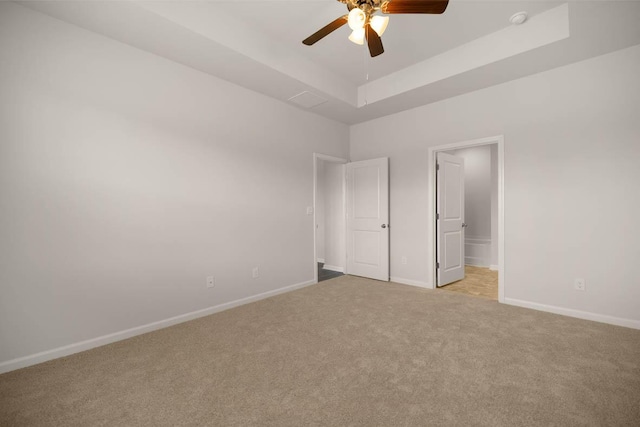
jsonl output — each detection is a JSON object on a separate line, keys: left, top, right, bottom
{"left": 302, "top": 0, "right": 450, "bottom": 57}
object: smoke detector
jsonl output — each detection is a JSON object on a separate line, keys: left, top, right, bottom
{"left": 509, "top": 11, "right": 528, "bottom": 25}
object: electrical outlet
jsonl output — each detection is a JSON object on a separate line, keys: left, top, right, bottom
{"left": 206, "top": 276, "right": 215, "bottom": 289}
{"left": 252, "top": 267, "right": 259, "bottom": 279}
{"left": 401, "top": 256, "right": 407, "bottom": 265}
{"left": 574, "top": 278, "right": 585, "bottom": 291}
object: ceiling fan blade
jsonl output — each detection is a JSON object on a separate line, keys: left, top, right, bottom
{"left": 381, "top": 0, "right": 449, "bottom": 14}
{"left": 302, "top": 15, "right": 348, "bottom": 45}
{"left": 365, "top": 25, "right": 384, "bottom": 57}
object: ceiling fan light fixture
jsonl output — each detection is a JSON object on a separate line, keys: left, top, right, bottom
{"left": 370, "top": 15, "right": 389, "bottom": 37}
{"left": 347, "top": 7, "right": 366, "bottom": 30}
{"left": 301, "top": 0, "right": 450, "bottom": 58}
{"left": 348, "top": 28, "right": 365, "bottom": 45}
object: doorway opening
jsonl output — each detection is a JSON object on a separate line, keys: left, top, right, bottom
{"left": 313, "top": 154, "right": 347, "bottom": 283}
{"left": 313, "top": 154, "right": 390, "bottom": 283}
{"left": 427, "top": 136, "right": 504, "bottom": 302}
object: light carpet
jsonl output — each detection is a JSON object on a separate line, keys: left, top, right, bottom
{"left": 1, "top": 275, "right": 639, "bottom": 426}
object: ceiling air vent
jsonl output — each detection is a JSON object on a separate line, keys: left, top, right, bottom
{"left": 287, "top": 91, "right": 327, "bottom": 109}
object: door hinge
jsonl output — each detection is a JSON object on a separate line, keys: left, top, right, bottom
{"left": 436, "top": 163, "right": 440, "bottom": 171}
{"left": 436, "top": 213, "right": 440, "bottom": 220}
{"left": 436, "top": 262, "right": 440, "bottom": 269}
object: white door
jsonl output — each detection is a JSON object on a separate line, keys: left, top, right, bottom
{"left": 437, "top": 152, "right": 465, "bottom": 286}
{"left": 346, "top": 158, "right": 389, "bottom": 281}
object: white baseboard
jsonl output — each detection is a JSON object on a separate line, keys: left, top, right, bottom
{"left": 0, "top": 279, "right": 316, "bottom": 374}
{"left": 503, "top": 298, "right": 640, "bottom": 330}
{"left": 323, "top": 264, "right": 344, "bottom": 273}
{"left": 390, "top": 277, "right": 431, "bottom": 289}
{"left": 317, "top": 258, "right": 325, "bottom": 263}
{"left": 465, "top": 258, "right": 489, "bottom": 267}
{"left": 489, "top": 265, "right": 499, "bottom": 271}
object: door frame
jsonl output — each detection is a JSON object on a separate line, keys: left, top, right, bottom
{"left": 313, "top": 153, "right": 347, "bottom": 284}
{"left": 426, "top": 135, "right": 505, "bottom": 302}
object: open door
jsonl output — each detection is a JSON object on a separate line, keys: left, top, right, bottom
{"left": 346, "top": 158, "right": 389, "bottom": 281}
{"left": 437, "top": 152, "right": 465, "bottom": 286}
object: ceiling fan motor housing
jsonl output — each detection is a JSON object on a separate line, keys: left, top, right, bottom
{"left": 345, "top": 0, "right": 383, "bottom": 15}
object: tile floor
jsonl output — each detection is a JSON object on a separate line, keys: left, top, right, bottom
{"left": 438, "top": 265, "right": 498, "bottom": 300}
{"left": 318, "top": 263, "right": 344, "bottom": 282}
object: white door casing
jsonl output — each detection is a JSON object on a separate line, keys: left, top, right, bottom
{"left": 437, "top": 152, "right": 465, "bottom": 286}
{"left": 346, "top": 158, "right": 389, "bottom": 281}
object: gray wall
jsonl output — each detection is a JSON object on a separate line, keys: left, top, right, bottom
{"left": 351, "top": 44, "right": 640, "bottom": 325}
{"left": 446, "top": 145, "right": 493, "bottom": 240}
{"left": 322, "top": 162, "right": 345, "bottom": 271}
{"left": 0, "top": 3, "right": 349, "bottom": 366}
{"left": 2, "top": 1, "right": 640, "bottom": 371}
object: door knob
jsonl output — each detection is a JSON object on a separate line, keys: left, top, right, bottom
{"left": 381, "top": 224, "right": 387, "bottom": 229}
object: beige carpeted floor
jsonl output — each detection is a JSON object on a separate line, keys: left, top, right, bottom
{"left": 1, "top": 275, "right": 640, "bottom": 426}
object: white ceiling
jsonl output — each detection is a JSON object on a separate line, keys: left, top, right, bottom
{"left": 214, "top": 0, "right": 562, "bottom": 84}
{"left": 18, "top": 1, "right": 640, "bottom": 124}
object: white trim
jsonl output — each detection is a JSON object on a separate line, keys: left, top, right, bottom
{"left": 312, "top": 153, "right": 347, "bottom": 284}
{"left": 317, "top": 258, "right": 325, "bottom": 264}
{"left": 465, "top": 237, "right": 492, "bottom": 267}
{"left": 489, "top": 264, "right": 499, "bottom": 271}
{"left": 391, "top": 277, "right": 430, "bottom": 288}
{"left": 323, "top": 264, "right": 344, "bottom": 273}
{"left": 504, "top": 298, "right": 640, "bottom": 330}
{"left": 465, "top": 259, "right": 489, "bottom": 267}
{"left": 427, "top": 136, "right": 505, "bottom": 303}
{"left": 0, "top": 279, "right": 315, "bottom": 374}
{"left": 342, "top": 164, "right": 347, "bottom": 276}
{"left": 497, "top": 138, "right": 505, "bottom": 303}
